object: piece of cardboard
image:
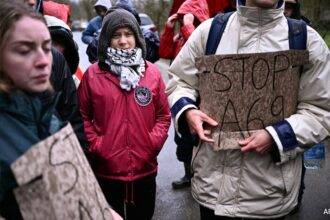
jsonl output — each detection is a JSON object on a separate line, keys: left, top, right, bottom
{"left": 11, "top": 124, "right": 114, "bottom": 220}
{"left": 196, "top": 50, "right": 309, "bottom": 150}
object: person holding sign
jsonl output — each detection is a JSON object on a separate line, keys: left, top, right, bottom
{"left": 0, "top": 3, "right": 123, "bottom": 220}
{"left": 78, "top": 8, "right": 171, "bottom": 220}
{"left": 166, "top": 0, "right": 330, "bottom": 219}
{"left": 0, "top": 2, "right": 57, "bottom": 219}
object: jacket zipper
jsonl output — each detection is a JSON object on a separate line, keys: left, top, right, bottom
{"left": 125, "top": 93, "right": 132, "bottom": 180}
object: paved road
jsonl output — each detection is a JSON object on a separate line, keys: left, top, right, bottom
{"left": 73, "top": 32, "right": 330, "bottom": 220}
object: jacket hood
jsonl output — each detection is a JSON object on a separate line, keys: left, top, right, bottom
{"left": 115, "top": 0, "right": 141, "bottom": 24}
{"left": 115, "top": 0, "right": 134, "bottom": 8}
{"left": 44, "top": 15, "right": 79, "bottom": 74}
{"left": 285, "top": 0, "right": 302, "bottom": 20}
{"left": 177, "top": 0, "right": 210, "bottom": 23}
{"left": 0, "top": 91, "right": 60, "bottom": 139}
{"left": 94, "top": 0, "right": 112, "bottom": 10}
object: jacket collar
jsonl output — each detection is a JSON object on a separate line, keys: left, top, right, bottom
{"left": 237, "top": 0, "right": 285, "bottom": 30}
{"left": 0, "top": 90, "right": 58, "bottom": 138}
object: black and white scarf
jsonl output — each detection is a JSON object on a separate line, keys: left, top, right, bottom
{"left": 105, "top": 47, "right": 145, "bottom": 91}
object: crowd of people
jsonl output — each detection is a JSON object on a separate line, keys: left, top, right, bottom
{"left": 0, "top": 0, "right": 329, "bottom": 220}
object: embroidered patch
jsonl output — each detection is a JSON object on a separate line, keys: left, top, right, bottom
{"left": 134, "top": 86, "right": 152, "bottom": 106}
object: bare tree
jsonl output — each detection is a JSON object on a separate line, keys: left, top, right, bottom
{"left": 81, "top": 0, "right": 96, "bottom": 21}
{"left": 301, "top": 0, "right": 330, "bottom": 37}
{"left": 135, "top": 0, "right": 173, "bottom": 33}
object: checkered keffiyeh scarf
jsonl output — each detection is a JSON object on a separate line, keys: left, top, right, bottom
{"left": 105, "top": 47, "right": 145, "bottom": 91}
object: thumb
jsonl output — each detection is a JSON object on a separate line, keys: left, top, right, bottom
{"left": 238, "top": 134, "right": 254, "bottom": 146}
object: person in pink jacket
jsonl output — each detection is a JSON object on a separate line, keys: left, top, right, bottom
{"left": 159, "top": 0, "right": 210, "bottom": 59}
{"left": 78, "top": 8, "right": 171, "bottom": 220}
{"left": 159, "top": 0, "right": 210, "bottom": 189}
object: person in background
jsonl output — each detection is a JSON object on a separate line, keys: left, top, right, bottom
{"left": 44, "top": 16, "right": 88, "bottom": 152}
{"left": 166, "top": 0, "right": 330, "bottom": 219}
{"left": 284, "top": 0, "right": 311, "bottom": 25}
{"left": 159, "top": 0, "right": 209, "bottom": 60}
{"left": 224, "top": 0, "right": 237, "bottom": 12}
{"left": 81, "top": 0, "right": 112, "bottom": 45}
{"left": 86, "top": 0, "right": 160, "bottom": 64}
{"left": 78, "top": 8, "right": 171, "bottom": 220}
{"left": 44, "top": 15, "right": 83, "bottom": 88}
{"left": 159, "top": 0, "right": 210, "bottom": 189}
{"left": 115, "top": 0, "right": 160, "bottom": 63}
{"left": 0, "top": 2, "right": 58, "bottom": 219}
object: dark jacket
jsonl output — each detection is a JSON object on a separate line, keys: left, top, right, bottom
{"left": 0, "top": 91, "right": 60, "bottom": 219}
{"left": 81, "top": 16, "right": 103, "bottom": 45}
{"left": 39, "top": 48, "right": 86, "bottom": 148}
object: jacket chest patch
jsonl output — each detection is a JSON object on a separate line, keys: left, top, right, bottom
{"left": 134, "top": 86, "right": 152, "bottom": 106}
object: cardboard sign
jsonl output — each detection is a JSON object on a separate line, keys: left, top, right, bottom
{"left": 196, "top": 50, "right": 309, "bottom": 150}
{"left": 11, "top": 124, "right": 114, "bottom": 220}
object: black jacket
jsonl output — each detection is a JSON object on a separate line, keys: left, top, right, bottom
{"left": 39, "top": 48, "right": 86, "bottom": 147}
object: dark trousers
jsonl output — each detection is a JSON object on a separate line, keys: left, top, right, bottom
{"left": 97, "top": 174, "right": 156, "bottom": 220}
{"left": 200, "top": 205, "right": 286, "bottom": 220}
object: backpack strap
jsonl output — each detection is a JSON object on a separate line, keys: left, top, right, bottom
{"left": 287, "top": 17, "right": 307, "bottom": 50}
{"left": 205, "top": 12, "right": 234, "bottom": 55}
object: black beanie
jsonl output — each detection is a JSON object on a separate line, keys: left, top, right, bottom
{"left": 98, "top": 8, "right": 146, "bottom": 70}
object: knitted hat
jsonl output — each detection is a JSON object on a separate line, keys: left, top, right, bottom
{"left": 98, "top": 8, "right": 146, "bottom": 70}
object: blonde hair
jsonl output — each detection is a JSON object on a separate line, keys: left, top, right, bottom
{"left": 0, "top": 1, "right": 48, "bottom": 93}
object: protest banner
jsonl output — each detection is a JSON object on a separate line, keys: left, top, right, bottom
{"left": 196, "top": 50, "right": 309, "bottom": 150}
{"left": 11, "top": 124, "right": 114, "bottom": 220}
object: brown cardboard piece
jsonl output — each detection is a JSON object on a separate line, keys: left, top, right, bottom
{"left": 11, "top": 124, "right": 114, "bottom": 220}
{"left": 196, "top": 50, "right": 309, "bottom": 150}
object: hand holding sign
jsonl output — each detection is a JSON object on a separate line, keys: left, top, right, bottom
{"left": 239, "top": 129, "right": 274, "bottom": 154}
{"left": 185, "top": 108, "right": 218, "bottom": 143}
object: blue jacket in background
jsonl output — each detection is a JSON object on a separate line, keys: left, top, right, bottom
{"left": 81, "top": 16, "right": 103, "bottom": 44}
